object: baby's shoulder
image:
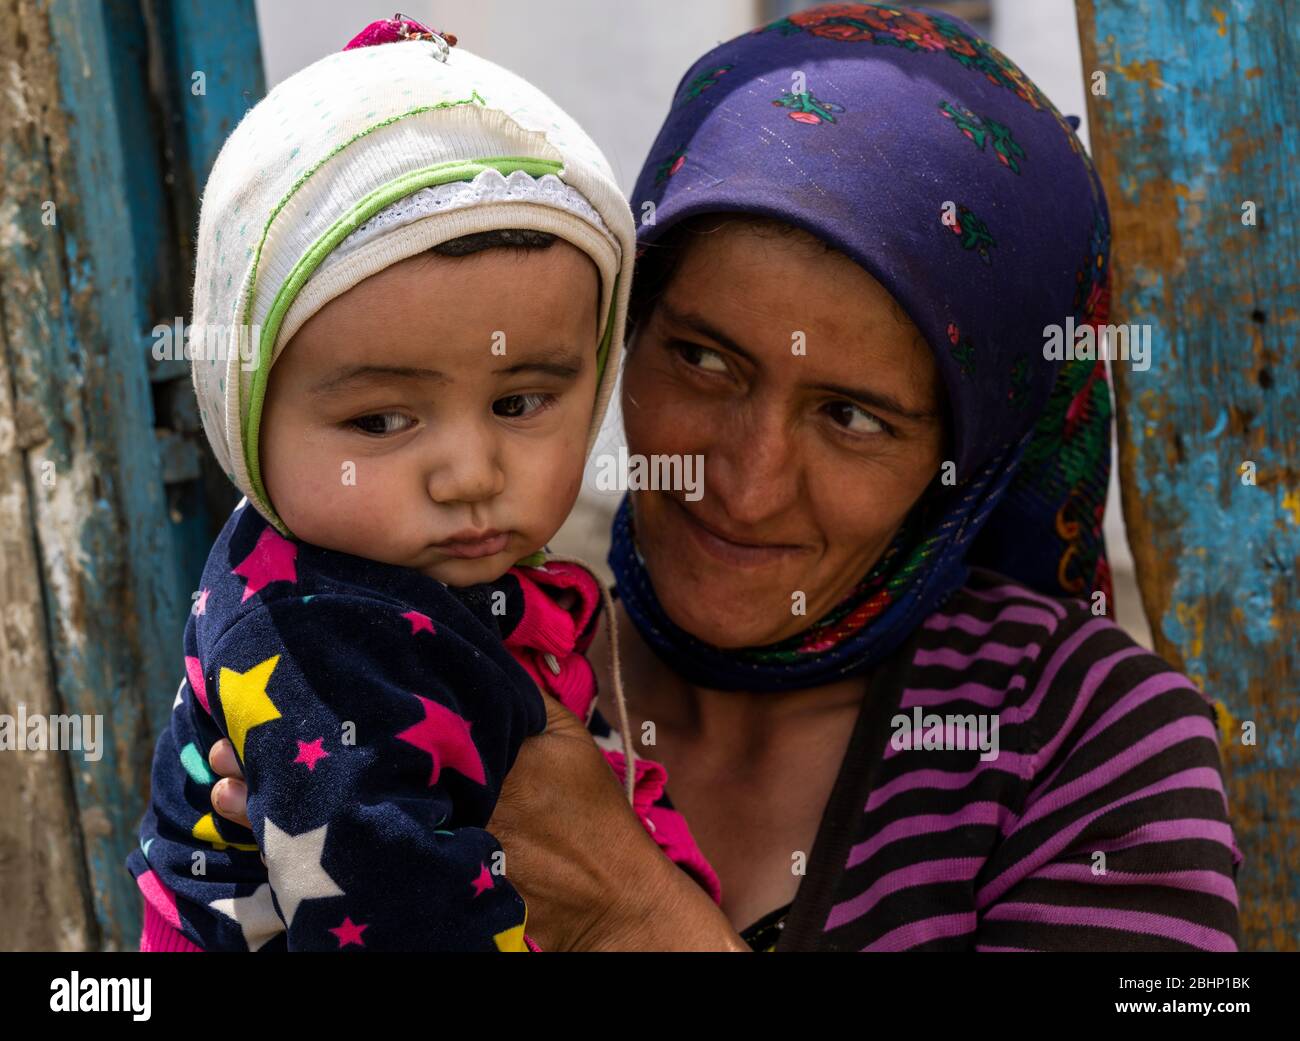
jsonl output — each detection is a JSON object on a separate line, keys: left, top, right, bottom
{"left": 187, "top": 501, "right": 501, "bottom": 657}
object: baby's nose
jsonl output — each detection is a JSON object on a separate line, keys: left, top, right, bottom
{"left": 425, "top": 428, "right": 506, "bottom": 504}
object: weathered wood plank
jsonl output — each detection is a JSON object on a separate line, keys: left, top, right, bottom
{"left": 0, "top": 0, "right": 99, "bottom": 953}
{"left": 1077, "top": 0, "right": 1300, "bottom": 951}
{"left": 0, "top": 38, "right": 100, "bottom": 944}
{"left": 1, "top": 0, "right": 266, "bottom": 950}
{"left": 1, "top": 0, "right": 188, "bottom": 950}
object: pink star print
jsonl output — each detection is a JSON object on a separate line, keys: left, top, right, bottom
{"left": 193, "top": 588, "right": 210, "bottom": 616}
{"left": 184, "top": 656, "right": 211, "bottom": 714}
{"left": 471, "top": 863, "right": 495, "bottom": 898}
{"left": 401, "top": 610, "right": 435, "bottom": 636}
{"left": 395, "top": 694, "right": 486, "bottom": 787}
{"left": 232, "top": 528, "right": 298, "bottom": 602}
{"left": 329, "top": 916, "right": 368, "bottom": 948}
{"left": 293, "top": 738, "right": 329, "bottom": 771}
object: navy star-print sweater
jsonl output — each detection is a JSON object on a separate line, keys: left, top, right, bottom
{"left": 126, "top": 500, "right": 556, "bottom": 951}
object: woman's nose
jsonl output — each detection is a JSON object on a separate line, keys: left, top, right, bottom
{"left": 425, "top": 422, "right": 506, "bottom": 505}
{"left": 708, "top": 400, "right": 799, "bottom": 526}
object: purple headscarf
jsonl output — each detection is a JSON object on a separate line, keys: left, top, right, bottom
{"left": 609, "top": 3, "right": 1115, "bottom": 692}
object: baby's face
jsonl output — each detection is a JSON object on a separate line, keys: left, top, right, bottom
{"left": 260, "top": 240, "right": 600, "bottom": 586}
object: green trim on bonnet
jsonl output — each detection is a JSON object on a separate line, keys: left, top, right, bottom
{"left": 242, "top": 156, "right": 566, "bottom": 531}
{"left": 236, "top": 92, "right": 489, "bottom": 372}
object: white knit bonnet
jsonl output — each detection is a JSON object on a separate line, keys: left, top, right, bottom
{"left": 189, "top": 33, "right": 635, "bottom": 537}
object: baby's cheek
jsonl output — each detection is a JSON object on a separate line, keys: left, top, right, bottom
{"left": 515, "top": 439, "right": 584, "bottom": 538}
{"left": 292, "top": 454, "right": 400, "bottom": 552}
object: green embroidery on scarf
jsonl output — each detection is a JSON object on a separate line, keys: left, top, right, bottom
{"left": 653, "top": 147, "right": 688, "bottom": 185}
{"left": 948, "top": 204, "right": 996, "bottom": 264}
{"left": 679, "top": 65, "right": 733, "bottom": 104}
{"left": 771, "top": 90, "right": 844, "bottom": 125}
{"left": 938, "top": 101, "right": 1026, "bottom": 174}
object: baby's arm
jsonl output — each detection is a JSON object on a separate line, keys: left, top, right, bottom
{"left": 129, "top": 660, "right": 283, "bottom": 951}
{"left": 136, "top": 589, "right": 545, "bottom": 951}
{"left": 214, "top": 591, "right": 545, "bottom": 950}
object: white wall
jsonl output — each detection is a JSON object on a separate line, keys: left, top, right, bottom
{"left": 254, "top": 0, "right": 759, "bottom": 194}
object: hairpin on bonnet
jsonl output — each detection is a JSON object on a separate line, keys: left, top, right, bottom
{"left": 343, "top": 12, "right": 458, "bottom": 61}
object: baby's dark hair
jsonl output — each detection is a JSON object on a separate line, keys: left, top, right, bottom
{"left": 428, "top": 228, "right": 556, "bottom": 257}
{"left": 422, "top": 227, "right": 602, "bottom": 324}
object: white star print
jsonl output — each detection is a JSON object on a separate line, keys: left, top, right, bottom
{"left": 209, "top": 883, "right": 285, "bottom": 951}
{"left": 262, "top": 817, "right": 344, "bottom": 928}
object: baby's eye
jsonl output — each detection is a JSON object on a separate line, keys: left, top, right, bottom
{"left": 674, "top": 341, "right": 729, "bottom": 374}
{"left": 493, "top": 392, "right": 554, "bottom": 418}
{"left": 350, "top": 411, "right": 415, "bottom": 436}
{"left": 824, "top": 400, "right": 888, "bottom": 436}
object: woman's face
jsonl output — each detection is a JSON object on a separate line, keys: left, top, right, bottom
{"left": 622, "top": 220, "right": 946, "bottom": 649}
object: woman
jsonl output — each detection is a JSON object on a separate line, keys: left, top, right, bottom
{"left": 203, "top": 3, "right": 1241, "bottom": 951}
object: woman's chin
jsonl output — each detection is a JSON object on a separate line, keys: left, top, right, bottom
{"left": 651, "top": 563, "right": 801, "bottom": 649}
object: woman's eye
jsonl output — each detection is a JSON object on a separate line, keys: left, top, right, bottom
{"left": 493, "top": 392, "right": 554, "bottom": 418}
{"left": 824, "top": 401, "right": 887, "bottom": 436}
{"left": 350, "top": 412, "right": 415, "bottom": 436}
{"left": 674, "top": 341, "right": 729, "bottom": 374}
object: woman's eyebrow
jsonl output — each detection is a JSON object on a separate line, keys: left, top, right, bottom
{"left": 808, "top": 380, "right": 940, "bottom": 422}
{"left": 660, "top": 303, "right": 759, "bottom": 366}
{"left": 660, "top": 303, "right": 937, "bottom": 421}
{"left": 311, "top": 364, "right": 446, "bottom": 395}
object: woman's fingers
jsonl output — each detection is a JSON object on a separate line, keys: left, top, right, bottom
{"left": 208, "top": 738, "right": 244, "bottom": 780}
{"left": 210, "top": 774, "right": 250, "bottom": 831}
{"left": 208, "top": 739, "right": 252, "bottom": 829}
{"left": 211, "top": 777, "right": 251, "bottom": 829}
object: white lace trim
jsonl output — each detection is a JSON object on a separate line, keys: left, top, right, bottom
{"left": 331, "top": 168, "right": 614, "bottom": 261}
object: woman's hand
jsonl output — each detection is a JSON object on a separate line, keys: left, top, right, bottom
{"left": 207, "top": 698, "right": 747, "bottom": 951}
{"left": 208, "top": 739, "right": 251, "bottom": 828}
{"left": 487, "top": 695, "right": 747, "bottom": 950}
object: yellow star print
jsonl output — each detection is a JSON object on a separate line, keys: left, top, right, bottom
{"left": 192, "top": 812, "right": 259, "bottom": 852}
{"left": 219, "top": 654, "right": 282, "bottom": 760}
{"left": 493, "top": 904, "right": 530, "bottom": 951}
{"left": 493, "top": 923, "right": 529, "bottom": 952}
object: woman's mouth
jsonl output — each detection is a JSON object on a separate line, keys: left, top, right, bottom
{"left": 432, "top": 530, "right": 511, "bottom": 559}
{"left": 670, "top": 498, "right": 805, "bottom": 568}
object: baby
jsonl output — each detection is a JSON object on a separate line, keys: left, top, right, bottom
{"left": 127, "top": 17, "right": 684, "bottom": 952}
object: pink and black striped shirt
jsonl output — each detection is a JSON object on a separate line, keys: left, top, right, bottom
{"left": 603, "top": 566, "right": 1242, "bottom": 952}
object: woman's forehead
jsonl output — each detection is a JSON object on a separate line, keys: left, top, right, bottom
{"left": 667, "top": 223, "right": 924, "bottom": 346}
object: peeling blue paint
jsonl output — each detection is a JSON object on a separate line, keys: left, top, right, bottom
{"left": 11, "top": 0, "right": 266, "bottom": 950}
{"left": 1083, "top": 0, "right": 1299, "bottom": 949}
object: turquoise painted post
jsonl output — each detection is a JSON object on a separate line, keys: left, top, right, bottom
{"left": 0, "top": 0, "right": 264, "bottom": 949}
{"left": 1077, "top": 0, "right": 1300, "bottom": 950}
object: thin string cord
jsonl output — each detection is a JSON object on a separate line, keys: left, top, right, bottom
{"left": 544, "top": 555, "right": 637, "bottom": 806}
